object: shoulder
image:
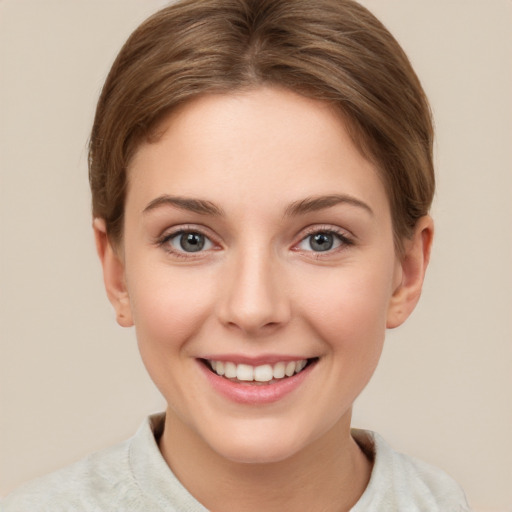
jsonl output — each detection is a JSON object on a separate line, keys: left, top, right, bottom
{"left": 351, "top": 429, "right": 472, "bottom": 512}
{"left": 2, "top": 413, "right": 205, "bottom": 512}
{"left": 1, "top": 438, "right": 141, "bottom": 512}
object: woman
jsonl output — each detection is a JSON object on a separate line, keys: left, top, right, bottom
{"left": 3, "top": 1, "right": 472, "bottom": 510}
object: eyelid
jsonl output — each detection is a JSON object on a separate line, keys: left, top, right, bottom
{"left": 169, "top": 231, "right": 214, "bottom": 252}
{"left": 155, "top": 224, "right": 221, "bottom": 256}
{"left": 292, "top": 224, "right": 355, "bottom": 253}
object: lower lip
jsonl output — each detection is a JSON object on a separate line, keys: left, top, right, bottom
{"left": 198, "top": 360, "right": 316, "bottom": 405}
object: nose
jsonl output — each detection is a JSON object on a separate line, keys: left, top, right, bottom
{"left": 217, "top": 246, "right": 291, "bottom": 336}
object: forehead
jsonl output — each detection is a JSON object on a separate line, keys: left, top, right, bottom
{"left": 127, "top": 87, "right": 389, "bottom": 218}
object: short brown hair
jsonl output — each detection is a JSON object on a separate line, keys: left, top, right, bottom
{"left": 89, "top": 0, "right": 434, "bottom": 250}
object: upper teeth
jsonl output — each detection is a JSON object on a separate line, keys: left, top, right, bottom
{"left": 209, "top": 360, "right": 308, "bottom": 382}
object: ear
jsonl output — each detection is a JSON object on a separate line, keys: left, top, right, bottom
{"left": 386, "top": 216, "right": 434, "bottom": 329}
{"left": 93, "top": 218, "right": 133, "bottom": 327}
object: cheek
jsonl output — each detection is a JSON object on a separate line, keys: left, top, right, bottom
{"left": 128, "top": 267, "right": 216, "bottom": 353}
{"left": 127, "top": 267, "right": 219, "bottom": 404}
{"left": 297, "top": 263, "right": 394, "bottom": 351}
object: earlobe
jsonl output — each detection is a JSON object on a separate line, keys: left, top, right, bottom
{"left": 93, "top": 218, "right": 134, "bottom": 328}
{"left": 386, "top": 216, "right": 434, "bottom": 329}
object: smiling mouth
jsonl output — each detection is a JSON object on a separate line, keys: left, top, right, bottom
{"left": 202, "top": 358, "right": 318, "bottom": 385}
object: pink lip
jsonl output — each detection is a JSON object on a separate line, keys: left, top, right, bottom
{"left": 197, "top": 358, "right": 317, "bottom": 405}
{"left": 200, "top": 354, "right": 310, "bottom": 366}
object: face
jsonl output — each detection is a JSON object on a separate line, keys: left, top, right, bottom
{"left": 104, "top": 87, "right": 419, "bottom": 464}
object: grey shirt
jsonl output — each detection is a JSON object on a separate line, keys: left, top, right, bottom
{"left": 2, "top": 414, "right": 471, "bottom": 511}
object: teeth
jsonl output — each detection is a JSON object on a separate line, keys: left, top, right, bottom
{"left": 285, "top": 361, "right": 296, "bottom": 377}
{"left": 236, "top": 364, "right": 254, "bottom": 381}
{"left": 224, "top": 362, "right": 237, "bottom": 379}
{"left": 296, "top": 360, "right": 307, "bottom": 373}
{"left": 216, "top": 361, "right": 225, "bottom": 376}
{"left": 254, "top": 364, "right": 273, "bottom": 382}
{"left": 208, "top": 359, "right": 309, "bottom": 383}
{"left": 273, "top": 362, "right": 285, "bottom": 379}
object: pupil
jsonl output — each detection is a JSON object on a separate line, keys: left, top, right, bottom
{"left": 180, "top": 233, "right": 204, "bottom": 252}
{"left": 311, "top": 233, "right": 333, "bottom": 252}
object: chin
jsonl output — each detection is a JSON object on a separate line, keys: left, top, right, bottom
{"left": 215, "top": 440, "right": 300, "bottom": 465}
{"left": 204, "top": 421, "right": 316, "bottom": 465}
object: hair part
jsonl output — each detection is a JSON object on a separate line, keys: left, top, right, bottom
{"left": 89, "top": 0, "right": 434, "bottom": 253}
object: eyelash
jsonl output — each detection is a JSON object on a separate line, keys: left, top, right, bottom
{"left": 294, "top": 226, "right": 354, "bottom": 256}
{"left": 155, "top": 225, "right": 354, "bottom": 259}
{"left": 155, "top": 226, "right": 217, "bottom": 259}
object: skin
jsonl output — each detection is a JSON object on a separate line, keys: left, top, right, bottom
{"left": 94, "top": 87, "right": 433, "bottom": 512}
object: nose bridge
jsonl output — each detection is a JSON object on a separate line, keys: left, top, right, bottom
{"left": 218, "top": 242, "right": 290, "bottom": 335}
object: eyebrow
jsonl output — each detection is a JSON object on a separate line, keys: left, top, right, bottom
{"left": 284, "top": 194, "right": 374, "bottom": 217}
{"left": 142, "top": 193, "right": 372, "bottom": 218}
{"left": 143, "top": 195, "right": 225, "bottom": 216}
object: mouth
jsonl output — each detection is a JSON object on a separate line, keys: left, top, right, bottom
{"left": 201, "top": 358, "right": 319, "bottom": 385}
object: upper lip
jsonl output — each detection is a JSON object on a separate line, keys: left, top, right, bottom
{"left": 199, "top": 354, "right": 316, "bottom": 366}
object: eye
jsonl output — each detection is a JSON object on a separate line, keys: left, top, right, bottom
{"left": 297, "top": 230, "right": 351, "bottom": 253}
{"left": 167, "top": 231, "right": 214, "bottom": 253}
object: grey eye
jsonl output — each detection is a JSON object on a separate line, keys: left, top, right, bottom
{"left": 170, "top": 232, "right": 212, "bottom": 252}
{"left": 309, "top": 233, "right": 334, "bottom": 251}
{"left": 297, "top": 231, "right": 344, "bottom": 252}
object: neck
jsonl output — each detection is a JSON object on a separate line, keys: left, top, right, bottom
{"left": 159, "top": 409, "right": 372, "bottom": 512}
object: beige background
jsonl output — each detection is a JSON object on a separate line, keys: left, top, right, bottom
{"left": 1, "top": 1, "right": 511, "bottom": 510}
